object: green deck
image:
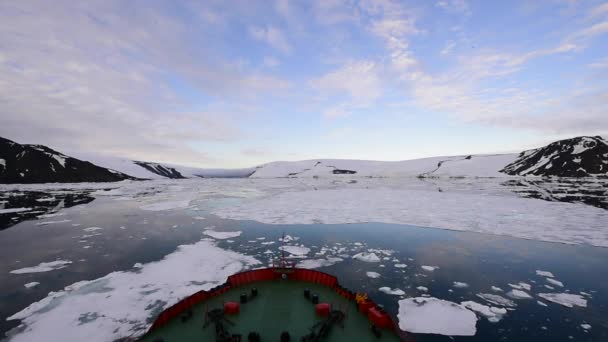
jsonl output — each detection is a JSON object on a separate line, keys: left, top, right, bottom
{"left": 140, "top": 280, "right": 402, "bottom": 341}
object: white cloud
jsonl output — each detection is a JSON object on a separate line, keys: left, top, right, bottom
{"left": 435, "top": 0, "right": 471, "bottom": 15}
{"left": 249, "top": 25, "right": 292, "bottom": 54}
{"left": 263, "top": 56, "right": 280, "bottom": 67}
{"left": 0, "top": 1, "right": 291, "bottom": 167}
{"left": 310, "top": 61, "right": 382, "bottom": 104}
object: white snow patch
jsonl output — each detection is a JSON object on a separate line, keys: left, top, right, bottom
{"left": 10, "top": 260, "right": 72, "bottom": 274}
{"left": 538, "top": 293, "right": 587, "bottom": 308}
{"left": 398, "top": 297, "right": 477, "bottom": 336}
{"left": 379, "top": 287, "right": 406, "bottom": 295}
{"left": 352, "top": 252, "right": 381, "bottom": 263}
{"left": 7, "top": 239, "right": 259, "bottom": 342}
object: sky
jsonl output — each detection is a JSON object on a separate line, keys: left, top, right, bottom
{"left": 0, "top": 0, "right": 607, "bottom": 168}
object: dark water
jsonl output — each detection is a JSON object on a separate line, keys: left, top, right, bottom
{"left": 0, "top": 193, "right": 606, "bottom": 341}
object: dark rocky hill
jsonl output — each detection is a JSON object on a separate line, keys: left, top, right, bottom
{"left": 501, "top": 136, "right": 608, "bottom": 177}
{"left": 0, "top": 137, "right": 137, "bottom": 183}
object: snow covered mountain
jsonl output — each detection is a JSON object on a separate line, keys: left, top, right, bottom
{"left": 501, "top": 136, "right": 608, "bottom": 177}
{"left": 250, "top": 154, "right": 519, "bottom": 178}
{"left": 71, "top": 152, "right": 254, "bottom": 180}
{"left": 0, "top": 137, "right": 136, "bottom": 184}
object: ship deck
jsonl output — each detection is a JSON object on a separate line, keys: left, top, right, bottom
{"left": 140, "top": 278, "right": 403, "bottom": 341}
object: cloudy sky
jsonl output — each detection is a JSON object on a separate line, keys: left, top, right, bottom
{"left": 1, "top": 0, "right": 607, "bottom": 168}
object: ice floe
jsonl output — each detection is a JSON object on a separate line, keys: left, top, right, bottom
{"left": 491, "top": 286, "right": 503, "bottom": 292}
{"left": 203, "top": 229, "right": 242, "bottom": 240}
{"left": 10, "top": 260, "right": 72, "bottom": 274}
{"left": 394, "top": 263, "right": 407, "bottom": 268}
{"left": 580, "top": 323, "right": 591, "bottom": 330}
{"left": 140, "top": 199, "right": 191, "bottom": 211}
{"left": 421, "top": 265, "right": 438, "bottom": 272}
{"left": 83, "top": 227, "right": 103, "bottom": 232}
{"left": 416, "top": 286, "right": 428, "bottom": 292}
{"left": 24, "top": 282, "right": 40, "bottom": 289}
{"left": 0, "top": 207, "right": 31, "bottom": 214}
{"left": 508, "top": 289, "right": 532, "bottom": 299}
{"left": 35, "top": 219, "right": 71, "bottom": 226}
{"left": 352, "top": 252, "right": 381, "bottom": 262}
{"left": 538, "top": 293, "right": 587, "bottom": 308}
{"left": 7, "top": 239, "right": 259, "bottom": 342}
{"left": 366, "top": 271, "right": 381, "bottom": 278}
{"left": 476, "top": 293, "right": 516, "bottom": 307}
{"left": 453, "top": 282, "right": 469, "bottom": 288}
{"left": 509, "top": 282, "right": 531, "bottom": 291}
{"left": 379, "top": 287, "right": 405, "bottom": 295}
{"left": 461, "top": 301, "right": 507, "bottom": 323}
{"left": 536, "top": 270, "right": 555, "bottom": 278}
{"left": 212, "top": 184, "right": 608, "bottom": 247}
{"left": 546, "top": 278, "right": 564, "bottom": 287}
{"left": 398, "top": 297, "right": 477, "bottom": 336}
{"left": 296, "top": 257, "right": 342, "bottom": 269}
{"left": 279, "top": 245, "right": 310, "bottom": 256}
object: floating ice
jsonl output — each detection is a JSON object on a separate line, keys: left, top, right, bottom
{"left": 580, "top": 324, "right": 591, "bottom": 330}
{"left": 538, "top": 293, "right": 587, "bottom": 308}
{"left": 379, "top": 287, "right": 405, "bottom": 295}
{"left": 537, "top": 300, "right": 548, "bottom": 307}
{"left": 394, "top": 263, "right": 407, "bottom": 268}
{"left": 83, "top": 227, "right": 103, "bottom": 232}
{"left": 509, "top": 282, "right": 531, "bottom": 291}
{"left": 279, "top": 245, "right": 310, "bottom": 256}
{"left": 421, "top": 265, "right": 438, "bottom": 272}
{"left": 296, "top": 257, "right": 343, "bottom": 269}
{"left": 7, "top": 239, "right": 259, "bottom": 342}
{"left": 453, "top": 282, "right": 469, "bottom": 288}
{"left": 536, "top": 270, "right": 554, "bottom": 278}
{"left": 491, "top": 286, "right": 503, "bottom": 292}
{"left": 461, "top": 301, "right": 507, "bottom": 323}
{"left": 140, "top": 199, "right": 191, "bottom": 211}
{"left": 398, "top": 297, "right": 477, "bottom": 336}
{"left": 10, "top": 260, "right": 72, "bottom": 274}
{"left": 352, "top": 252, "right": 381, "bottom": 262}
{"left": 366, "top": 271, "right": 381, "bottom": 278}
{"left": 508, "top": 289, "right": 532, "bottom": 299}
{"left": 476, "top": 293, "right": 516, "bottom": 307}
{"left": 416, "top": 286, "right": 428, "bottom": 292}
{"left": 24, "top": 282, "right": 40, "bottom": 289}
{"left": 203, "top": 230, "right": 242, "bottom": 240}
{"left": 35, "top": 219, "right": 71, "bottom": 226}
{"left": 0, "top": 208, "right": 31, "bottom": 214}
{"left": 546, "top": 278, "right": 564, "bottom": 287}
